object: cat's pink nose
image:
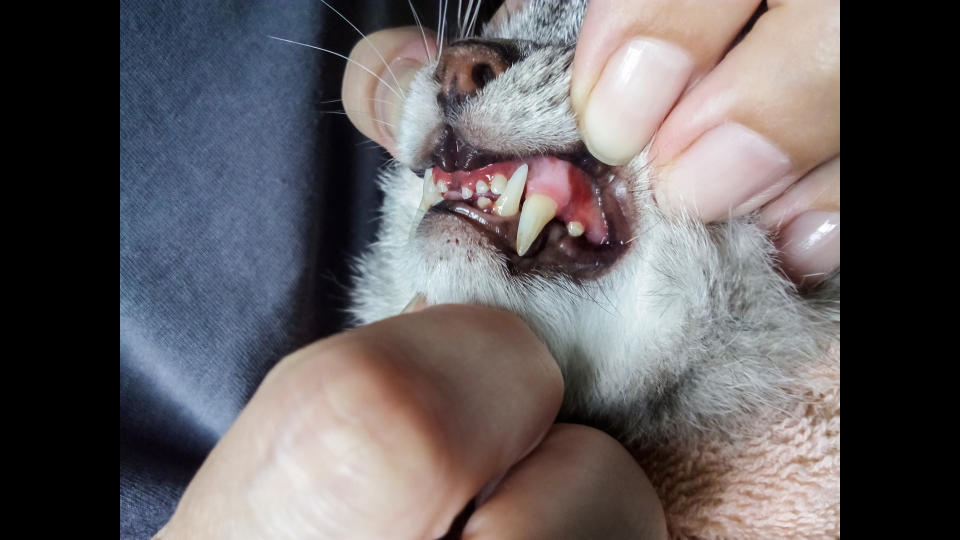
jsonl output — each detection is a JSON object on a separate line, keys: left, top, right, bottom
{"left": 435, "top": 40, "right": 513, "bottom": 106}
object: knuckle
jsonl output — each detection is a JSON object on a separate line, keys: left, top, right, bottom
{"left": 285, "top": 340, "right": 449, "bottom": 477}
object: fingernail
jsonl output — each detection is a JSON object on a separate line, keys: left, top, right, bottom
{"left": 656, "top": 123, "right": 793, "bottom": 222}
{"left": 374, "top": 58, "right": 422, "bottom": 141}
{"left": 401, "top": 294, "right": 427, "bottom": 314}
{"left": 777, "top": 211, "right": 840, "bottom": 286}
{"left": 580, "top": 38, "right": 694, "bottom": 166}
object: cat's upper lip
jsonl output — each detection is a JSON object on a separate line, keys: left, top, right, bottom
{"left": 414, "top": 151, "right": 631, "bottom": 278}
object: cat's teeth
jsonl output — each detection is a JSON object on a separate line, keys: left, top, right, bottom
{"left": 493, "top": 164, "right": 528, "bottom": 217}
{"left": 566, "top": 221, "right": 584, "bottom": 237}
{"left": 418, "top": 169, "right": 441, "bottom": 210}
{"left": 477, "top": 196, "right": 492, "bottom": 209}
{"left": 516, "top": 193, "right": 557, "bottom": 256}
{"left": 475, "top": 180, "right": 489, "bottom": 194}
{"left": 490, "top": 174, "right": 507, "bottom": 195}
{"left": 461, "top": 186, "right": 473, "bottom": 199}
{"left": 437, "top": 180, "right": 448, "bottom": 194}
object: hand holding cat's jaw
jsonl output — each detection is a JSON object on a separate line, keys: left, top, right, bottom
{"left": 160, "top": 304, "right": 667, "bottom": 539}
{"left": 570, "top": 0, "right": 839, "bottom": 284}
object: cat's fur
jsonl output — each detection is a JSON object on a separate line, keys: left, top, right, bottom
{"left": 350, "top": 0, "right": 839, "bottom": 448}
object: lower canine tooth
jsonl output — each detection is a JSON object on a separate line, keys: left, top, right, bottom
{"left": 516, "top": 193, "right": 558, "bottom": 256}
{"left": 493, "top": 164, "right": 528, "bottom": 217}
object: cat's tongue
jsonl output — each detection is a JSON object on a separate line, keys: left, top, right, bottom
{"left": 424, "top": 156, "right": 609, "bottom": 255}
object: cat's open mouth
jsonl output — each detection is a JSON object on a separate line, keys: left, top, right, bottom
{"left": 414, "top": 149, "right": 630, "bottom": 278}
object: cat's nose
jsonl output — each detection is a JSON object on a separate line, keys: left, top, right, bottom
{"left": 435, "top": 40, "right": 515, "bottom": 108}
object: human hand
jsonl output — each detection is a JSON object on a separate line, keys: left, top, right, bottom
{"left": 156, "top": 305, "right": 667, "bottom": 538}
{"left": 570, "top": 0, "right": 840, "bottom": 284}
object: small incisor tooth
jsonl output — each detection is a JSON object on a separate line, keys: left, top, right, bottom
{"left": 567, "top": 221, "right": 584, "bottom": 237}
{"left": 516, "top": 193, "right": 558, "bottom": 256}
{"left": 477, "top": 196, "right": 492, "bottom": 209}
{"left": 461, "top": 186, "right": 473, "bottom": 199}
{"left": 475, "top": 180, "right": 489, "bottom": 194}
{"left": 490, "top": 174, "right": 507, "bottom": 195}
{"left": 493, "top": 164, "right": 528, "bottom": 217}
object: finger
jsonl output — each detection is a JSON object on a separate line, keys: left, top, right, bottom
{"left": 463, "top": 424, "right": 668, "bottom": 540}
{"left": 163, "top": 305, "right": 562, "bottom": 539}
{"left": 342, "top": 26, "right": 437, "bottom": 157}
{"left": 571, "top": 0, "right": 762, "bottom": 166}
{"left": 759, "top": 157, "right": 840, "bottom": 286}
{"left": 651, "top": 0, "right": 840, "bottom": 223}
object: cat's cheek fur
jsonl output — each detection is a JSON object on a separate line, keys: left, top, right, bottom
{"left": 395, "top": 64, "right": 443, "bottom": 168}
{"left": 350, "top": 161, "right": 836, "bottom": 446}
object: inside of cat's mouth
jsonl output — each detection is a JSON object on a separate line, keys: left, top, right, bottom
{"left": 414, "top": 149, "right": 630, "bottom": 278}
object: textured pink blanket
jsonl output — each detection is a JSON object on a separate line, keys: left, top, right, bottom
{"left": 636, "top": 347, "right": 840, "bottom": 538}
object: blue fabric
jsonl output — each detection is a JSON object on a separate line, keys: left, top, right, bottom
{"left": 119, "top": 1, "right": 435, "bottom": 537}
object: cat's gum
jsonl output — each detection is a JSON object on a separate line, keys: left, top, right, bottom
{"left": 429, "top": 156, "right": 609, "bottom": 245}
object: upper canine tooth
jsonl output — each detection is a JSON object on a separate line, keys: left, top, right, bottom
{"left": 493, "top": 164, "right": 528, "bottom": 217}
{"left": 516, "top": 193, "right": 557, "bottom": 256}
{"left": 475, "top": 180, "right": 489, "bottom": 194}
{"left": 490, "top": 174, "right": 507, "bottom": 195}
{"left": 418, "top": 169, "right": 441, "bottom": 210}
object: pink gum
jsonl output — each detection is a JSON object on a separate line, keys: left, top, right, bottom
{"left": 431, "top": 157, "right": 609, "bottom": 244}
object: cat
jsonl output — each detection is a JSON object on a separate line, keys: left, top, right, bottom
{"left": 349, "top": 0, "right": 839, "bottom": 449}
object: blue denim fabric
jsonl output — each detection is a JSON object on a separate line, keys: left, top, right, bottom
{"left": 119, "top": 1, "right": 437, "bottom": 536}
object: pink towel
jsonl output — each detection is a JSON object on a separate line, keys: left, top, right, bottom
{"left": 635, "top": 345, "right": 840, "bottom": 539}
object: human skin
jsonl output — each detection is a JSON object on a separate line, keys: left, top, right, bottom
{"left": 156, "top": 305, "right": 668, "bottom": 538}
{"left": 342, "top": 0, "right": 840, "bottom": 287}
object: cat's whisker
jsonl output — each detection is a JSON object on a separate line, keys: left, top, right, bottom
{"left": 437, "top": 0, "right": 450, "bottom": 58}
{"left": 318, "top": 109, "right": 397, "bottom": 129}
{"left": 408, "top": 0, "right": 434, "bottom": 63}
{"left": 446, "top": 0, "right": 452, "bottom": 44}
{"left": 318, "top": 0, "right": 405, "bottom": 98}
{"left": 463, "top": 0, "right": 475, "bottom": 38}
{"left": 319, "top": 98, "right": 394, "bottom": 106}
{"left": 436, "top": 0, "right": 442, "bottom": 50}
{"left": 466, "top": 0, "right": 483, "bottom": 38}
{"left": 437, "top": 0, "right": 443, "bottom": 57}
{"left": 372, "top": 118, "right": 397, "bottom": 129}
{"left": 267, "top": 36, "right": 404, "bottom": 99}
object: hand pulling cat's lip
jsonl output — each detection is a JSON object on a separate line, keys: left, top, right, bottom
{"left": 413, "top": 152, "right": 632, "bottom": 279}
